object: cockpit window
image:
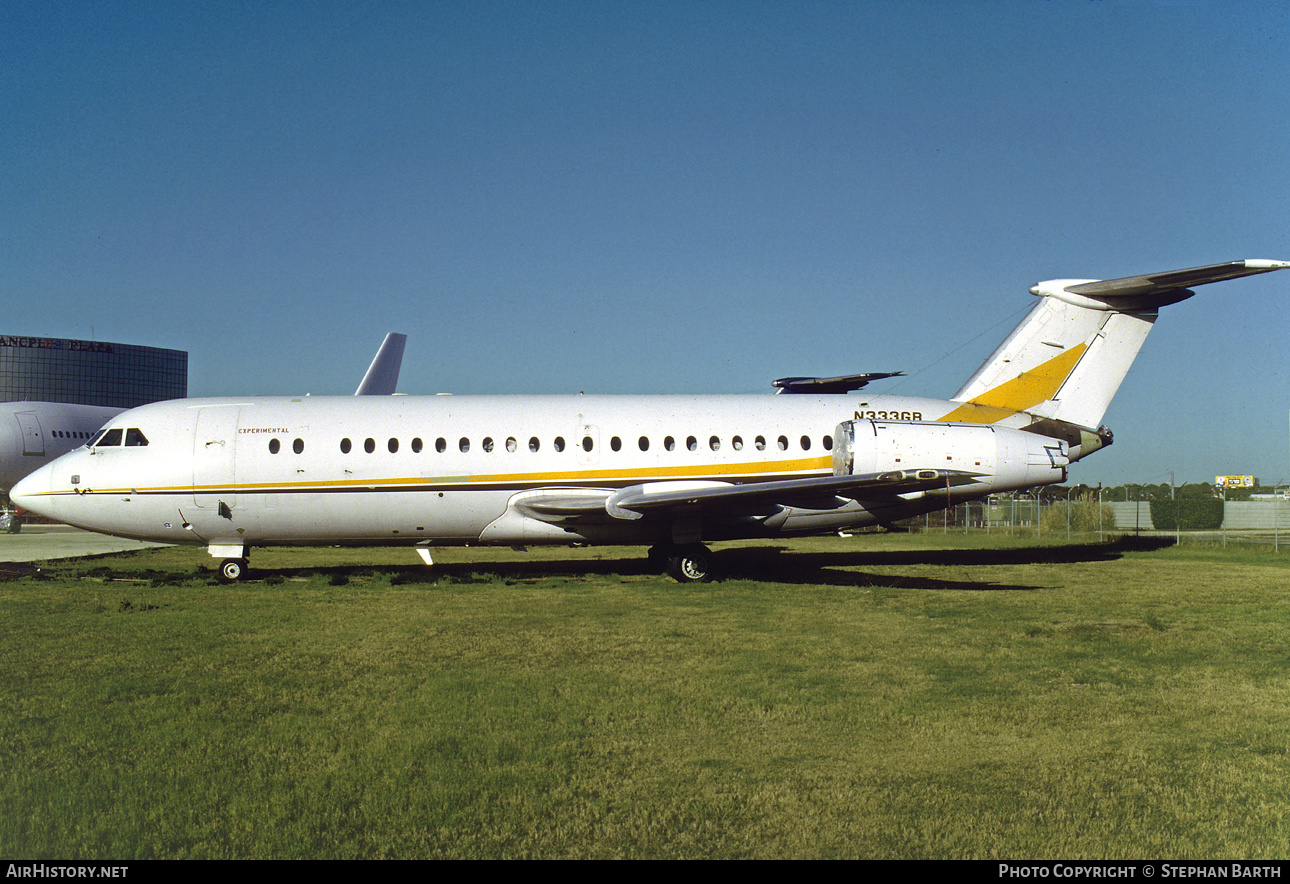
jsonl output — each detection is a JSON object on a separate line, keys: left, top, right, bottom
{"left": 124, "top": 428, "right": 149, "bottom": 447}
{"left": 94, "top": 428, "right": 124, "bottom": 447}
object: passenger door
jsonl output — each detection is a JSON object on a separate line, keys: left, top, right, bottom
{"left": 192, "top": 405, "right": 240, "bottom": 510}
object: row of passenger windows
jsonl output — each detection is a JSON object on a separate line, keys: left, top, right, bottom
{"left": 266, "top": 433, "right": 834, "bottom": 455}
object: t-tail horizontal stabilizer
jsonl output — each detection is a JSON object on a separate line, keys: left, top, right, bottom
{"left": 946, "top": 259, "right": 1290, "bottom": 430}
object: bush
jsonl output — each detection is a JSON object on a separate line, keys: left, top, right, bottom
{"left": 1150, "top": 497, "right": 1223, "bottom": 530}
{"left": 1039, "top": 496, "right": 1116, "bottom": 534}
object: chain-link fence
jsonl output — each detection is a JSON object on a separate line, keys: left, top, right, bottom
{"left": 907, "top": 496, "right": 1290, "bottom": 551}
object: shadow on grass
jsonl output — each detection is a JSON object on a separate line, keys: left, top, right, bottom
{"left": 743, "top": 533, "right": 1173, "bottom": 569}
{"left": 708, "top": 535, "right": 1173, "bottom": 590}
{"left": 236, "top": 536, "right": 1174, "bottom": 591}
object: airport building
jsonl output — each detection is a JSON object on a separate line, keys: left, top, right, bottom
{"left": 0, "top": 335, "right": 187, "bottom": 408}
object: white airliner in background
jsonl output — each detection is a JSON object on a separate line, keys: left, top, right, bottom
{"left": 11, "top": 261, "right": 1288, "bottom": 581}
{"left": 0, "top": 402, "right": 126, "bottom": 494}
{"left": 0, "top": 333, "right": 407, "bottom": 496}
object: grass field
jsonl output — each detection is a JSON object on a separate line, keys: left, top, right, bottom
{"left": 2, "top": 534, "right": 1288, "bottom": 859}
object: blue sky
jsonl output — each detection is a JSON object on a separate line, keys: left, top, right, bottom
{"left": 4, "top": 0, "right": 1287, "bottom": 485}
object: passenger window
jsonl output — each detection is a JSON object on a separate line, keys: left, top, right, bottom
{"left": 709, "top": 436, "right": 720, "bottom": 451}
{"left": 665, "top": 436, "right": 675, "bottom": 451}
{"left": 800, "top": 435, "right": 811, "bottom": 451}
{"left": 293, "top": 438, "right": 305, "bottom": 454}
{"left": 412, "top": 438, "right": 423, "bottom": 453}
{"left": 610, "top": 436, "right": 621, "bottom": 452}
{"left": 388, "top": 438, "right": 399, "bottom": 453}
{"left": 436, "top": 438, "right": 447, "bottom": 453}
{"left": 483, "top": 437, "right": 494, "bottom": 453}
{"left": 125, "top": 428, "right": 149, "bottom": 447}
{"left": 755, "top": 436, "right": 766, "bottom": 451}
{"left": 364, "top": 438, "right": 376, "bottom": 454}
{"left": 269, "top": 439, "right": 281, "bottom": 454}
{"left": 823, "top": 436, "right": 832, "bottom": 451}
{"left": 460, "top": 438, "right": 470, "bottom": 453}
{"left": 340, "top": 438, "right": 352, "bottom": 454}
{"left": 554, "top": 437, "right": 565, "bottom": 452}
{"left": 638, "top": 436, "right": 649, "bottom": 452}
{"left": 777, "top": 436, "right": 788, "bottom": 451}
{"left": 506, "top": 437, "right": 517, "bottom": 452}
{"left": 529, "top": 437, "right": 540, "bottom": 452}
{"left": 732, "top": 436, "right": 743, "bottom": 451}
{"left": 582, "top": 436, "right": 594, "bottom": 452}
{"left": 687, "top": 436, "right": 698, "bottom": 452}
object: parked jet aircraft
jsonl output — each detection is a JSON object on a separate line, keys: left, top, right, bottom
{"left": 11, "top": 260, "right": 1287, "bottom": 581}
{"left": 0, "top": 333, "right": 407, "bottom": 497}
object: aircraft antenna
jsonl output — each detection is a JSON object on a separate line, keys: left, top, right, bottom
{"left": 885, "top": 303, "right": 1029, "bottom": 393}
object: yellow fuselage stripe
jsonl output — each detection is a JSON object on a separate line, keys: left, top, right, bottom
{"left": 36, "top": 455, "right": 836, "bottom": 497}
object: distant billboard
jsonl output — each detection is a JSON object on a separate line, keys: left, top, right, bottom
{"left": 1215, "top": 475, "right": 1256, "bottom": 488}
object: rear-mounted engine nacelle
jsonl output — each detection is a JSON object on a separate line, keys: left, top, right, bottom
{"left": 833, "top": 419, "right": 1067, "bottom": 493}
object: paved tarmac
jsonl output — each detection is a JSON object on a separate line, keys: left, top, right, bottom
{"left": 0, "top": 523, "right": 168, "bottom": 563}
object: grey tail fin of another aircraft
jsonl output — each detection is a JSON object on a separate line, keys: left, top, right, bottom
{"left": 939, "top": 260, "right": 1289, "bottom": 430}
{"left": 354, "top": 333, "right": 408, "bottom": 396}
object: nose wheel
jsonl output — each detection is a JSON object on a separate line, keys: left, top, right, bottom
{"left": 220, "top": 557, "right": 249, "bottom": 581}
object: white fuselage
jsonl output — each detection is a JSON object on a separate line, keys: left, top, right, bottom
{"left": 10, "top": 392, "right": 1068, "bottom": 549}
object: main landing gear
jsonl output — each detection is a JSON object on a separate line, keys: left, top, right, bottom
{"left": 650, "top": 543, "right": 714, "bottom": 583}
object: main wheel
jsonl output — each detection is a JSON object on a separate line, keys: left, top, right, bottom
{"left": 666, "top": 544, "right": 712, "bottom": 583}
{"left": 220, "top": 558, "right": 249, "bottom": 581}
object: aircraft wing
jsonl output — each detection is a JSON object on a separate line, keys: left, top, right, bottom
{"left": 512, "top": 469, "right": 978, "bottom": 525}
{"left": 605, "top": 469, "right": 978, "bottom": 519}
{"left": 354, "top": 333, "right": 408, "bottom": 395}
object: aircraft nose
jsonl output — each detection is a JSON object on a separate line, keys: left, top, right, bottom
{"left": 10, "top": 463, "right": 53, "bottom": 516}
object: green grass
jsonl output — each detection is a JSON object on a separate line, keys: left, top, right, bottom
{"left": 2, "top": 535, "right": 1288, "bottom": 858}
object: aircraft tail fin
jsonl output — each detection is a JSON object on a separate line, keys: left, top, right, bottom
{"left": 943, "top": 260, "right": 1289, "bottom": 429}
{"left": 354, "top": 333, "right": 408, "bottom": 396}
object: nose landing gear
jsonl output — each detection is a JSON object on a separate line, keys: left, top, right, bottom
{"left": 209, "top": 543, "right": 252, "bottom": 581}
{"left": 220, "top": 557, "right": 249, "bottom": 581}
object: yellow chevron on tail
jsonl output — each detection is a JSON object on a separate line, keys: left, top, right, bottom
{"left": 938, "top": 342, "right": 1086, "bottom": 423}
